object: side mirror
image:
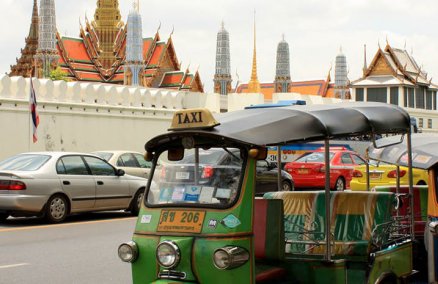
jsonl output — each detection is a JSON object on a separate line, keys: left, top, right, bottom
{"left": 116, "top": 169, "right": 125, "bottom": 176}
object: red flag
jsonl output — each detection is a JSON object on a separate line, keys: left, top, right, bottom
{"left": 29, "top": 78, "right": 40, "bottom": 143}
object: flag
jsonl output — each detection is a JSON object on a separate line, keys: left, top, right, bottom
{"left": 29, "top": 78, "right": 40, "bottom": 143}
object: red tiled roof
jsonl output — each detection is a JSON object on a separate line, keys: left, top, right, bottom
{"left": 76, "top": 71, "right": 102, "bottom": 81}
{"left": 110, "top": 73, "right": 124, "bottom": 82}
{"left": 182, "top": 74, "right": 193, "bottom": 88}
{"left": 70, "top": 63, "right": 98, "bottom": 72}
{"left": 148, "top": 42, "right": 165, "bottom": 66}
{"left": 143, "top": 38, "right": 154, "bottom": 58}
{"left": 236, "top": 80, "right": 331, "bottom": 100}
{"left": 61, "top": 37, "right": 92, "bottom": 63}
{"left": 161, "top": 72, "right": 184, "bottom": 87}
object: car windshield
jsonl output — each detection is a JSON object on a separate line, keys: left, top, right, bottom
{"left": 92, "top": 152, "right": 113, "bottom": 161}
{"left": 0, "top": 154, "right": 51, "bottom": 171}
{"left": 295, "top": 152, "right": 335, "bottom": 163}
{"left": 146, "top": 147, "right": 244, "bottom": 208}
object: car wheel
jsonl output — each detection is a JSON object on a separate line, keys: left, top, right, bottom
{"left": 282, "top": 181, "right": 292, "bottom": 191}
{"left": 0, "top": 213, "right": 8, "bottom": 222}
{"left": 131, "top": 189, "right": 144, "bottom": 216}
{"left": 45, "top": 195, "right": 68, "bottom": 223}
{"left": 334, "top": 178, "right": 345, "bottom": 191}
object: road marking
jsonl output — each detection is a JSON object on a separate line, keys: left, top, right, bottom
{"left": 0, "top": 217, "right": 136, "bottom": 233}
{"left": 0, "top": 263, "right": 30, "bottom": 269}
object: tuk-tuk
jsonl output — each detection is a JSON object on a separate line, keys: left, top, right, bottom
{"left": 118, "top": 102, "right": 415, "bottom": 283}
{"left": 368, "top": 133, "right": 438, "bottom": 283}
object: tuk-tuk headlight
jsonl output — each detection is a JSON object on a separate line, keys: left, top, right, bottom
{"left": 156, "top": 241, "right": 180, "bottom": 268}
{"left": 118, "top": 241, "right": 138, "bottom": 263}
{"left": 213, "top": 246, "right": 249, "bottom": 270}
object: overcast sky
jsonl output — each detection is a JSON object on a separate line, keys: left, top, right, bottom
{"left": 2, "top": 0, "right": 438, "bottom": 92}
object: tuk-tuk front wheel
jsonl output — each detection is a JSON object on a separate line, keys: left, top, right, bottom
{"left": 131, "top": 189, "right": 144, "bottom": 215}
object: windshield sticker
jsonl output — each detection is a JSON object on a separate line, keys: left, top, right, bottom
{"left": 221, "top": 214, "right": 241, "bottom": 229}
{"left": 159, "top": 188, "right": 173, "bottom": 202}
{"left": 184, "top": 186, "right": 201, "bottom": 201}
{"left": 414, "top": 154, "right": 431, "bottom": 164}
{"left": 140, "top": 214, "right": 152, "bottom": 224}
{"left": 171, "top": 186, "right": 185, "bottom": 201}
{"left": 208, "top": 219, "right": 218, "bottom": 228}
{"left": 199, "top": 186, "right": 215, "bottom": 203}
{"left": 215, "top": 188, "right": 231, "bottom": 199}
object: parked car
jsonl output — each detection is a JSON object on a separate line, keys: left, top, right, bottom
{"left": 284, "top": 147, "right": 366, "bottom": 191}
{"left": 159, "top": 148, "right": 294, "bottom": 196}
{"left": 350, "top": 160, "right": 428, "bottom": 191}
{"left": 0, "top": 152, "right": 148, "bottom": 223}
{"left": 92, "top": 150, "right": 152, "bottom": 179}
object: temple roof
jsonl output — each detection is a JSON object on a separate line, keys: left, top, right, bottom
{"left": 236, "top": 79, "right": 336, "bottom": 100}
{"left": 10, "top": 0, "right": 203, "bottom": 93}
{"left": 361, "top": 44, "right": 432, "bottom": 87}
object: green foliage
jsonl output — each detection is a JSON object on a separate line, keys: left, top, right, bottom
{"left": 49, "top": 67, "right": 69, "bottom": 81}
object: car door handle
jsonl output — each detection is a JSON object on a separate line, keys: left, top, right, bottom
{"left": 63, "top": 181, "right": 70, "bottom": 185}
{"left": 97, "top": 181, "right": 104, "bottom": 185}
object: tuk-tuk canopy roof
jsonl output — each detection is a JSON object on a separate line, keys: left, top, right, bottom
{"left": 146, "top": 102, "right": 411, "bottom": 152}
{"left": 368, "top": 133, "right": 438, "bottom": 170}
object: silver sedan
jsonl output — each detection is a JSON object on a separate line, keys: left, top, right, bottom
{"left": 0, "top": 152, "right": 148, "bottom": 223}
{"left": 92, "top": 150, "right": 152, "bottom": 179}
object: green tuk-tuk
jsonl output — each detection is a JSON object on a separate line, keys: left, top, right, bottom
{"left": 118, "top": 102, "right": 416, "bottom": 283}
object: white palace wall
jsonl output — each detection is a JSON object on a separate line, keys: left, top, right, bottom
{"left": 0, "top": 76, "right": 220, "bottom": 160}
{"left": 6, "top": 76, "right": 433, "bottom": 161}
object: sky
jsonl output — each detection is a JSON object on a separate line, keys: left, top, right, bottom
{"left": 2, "top": 0, "right": 438, "bottom": 93}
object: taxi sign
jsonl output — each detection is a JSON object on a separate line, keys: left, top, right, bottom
{"left": 169, "top": 108, "right": 220, "bottom": 131}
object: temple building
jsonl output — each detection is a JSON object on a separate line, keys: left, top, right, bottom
{"left": 274, "top": 35, "right": 292, "bottom": 93}
{"left": 213, "top": 22, "right": 232, "bottom": 95}
{"left": 10, "top": 0, "right": 204, "bottom": 92}
{"left": 334, "top": 47, "right": 350, "bottom": 99}
{"left": 236, "top": 33, "right": 337, "bottom": 101}
{"left": 247, "top": 15, "right": 261, "bottom": 94}
{"left": 351, "top": 43, "right": 437, "bottom": 111}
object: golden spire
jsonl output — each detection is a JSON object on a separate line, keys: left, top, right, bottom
{"left": 247, "top": 10, "right": 261, "bottom": 93}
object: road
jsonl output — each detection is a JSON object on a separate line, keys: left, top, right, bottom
{"left": 0, "top": 212, "right": 136, "bottom": 284}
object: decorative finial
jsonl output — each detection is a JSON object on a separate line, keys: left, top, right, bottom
{"left": 339, "top": 46, "right": 343, "bottom": 54}
{"left": 282, "top": 33, "right": 285, "bottom": 41}
{"left": 170, "top": 25, "right": 174, "bottom": 36}
{"left": 378, "top": 39, "right": 381, "bottom": 49}
{"left": 386, "top": 35, "right": 389, "bottom": 46}
{"left": 404, "top": 39, "right": 407, "bottom": 50}
{"left": 221, "top": 20, "right": 225, "bottom": 30}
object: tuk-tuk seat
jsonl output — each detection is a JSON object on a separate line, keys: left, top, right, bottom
{"left": 373, "top": 185, "right": 428, "bottom": 237}
{"left": 254, "top": 198, "right": 287, "bottom": 283}
{"left": 264, "top": 191, "right": 395, "bottom": 257}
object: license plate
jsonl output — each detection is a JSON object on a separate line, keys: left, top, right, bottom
{"left": 297, "top": 169, "right": 309, "bottom": 174}
{"left": 157, "top": 210, "right": 206, "bottom": 233}
{"left": 369, "top": 172, "right": 381, "bottom": 179}
{"left": 176, "top": 172, "right": 190, "bottom": 180}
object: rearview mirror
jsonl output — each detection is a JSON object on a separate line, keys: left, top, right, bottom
{"left": 168, "top": 148, "right": 184, "bottom": 161}
{"left": 116, "top": 169, "right": 125, "bottom": 176}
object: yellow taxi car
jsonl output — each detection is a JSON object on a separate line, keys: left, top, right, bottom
{"left": 350, "top": 160, "right": 428, "bottom": 191}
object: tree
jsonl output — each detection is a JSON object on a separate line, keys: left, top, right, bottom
{"left": 49, "top": 67, "right": 69, "bottom": 81}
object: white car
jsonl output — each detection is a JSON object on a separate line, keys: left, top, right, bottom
{"left": 0, "top": 152, "right": 147, "bottom": 223}
{"left": 92, "top": 150, "right": 152, "bottom": 179}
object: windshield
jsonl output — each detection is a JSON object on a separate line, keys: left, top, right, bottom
{"left": 295, "top": 152, "right": 335, "bottom": 163}
{"left": 146, "top": 147, "right": 245, "bottom": 208}
{"left": 0, "top": 154, "right": 51, "bottom": 171}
